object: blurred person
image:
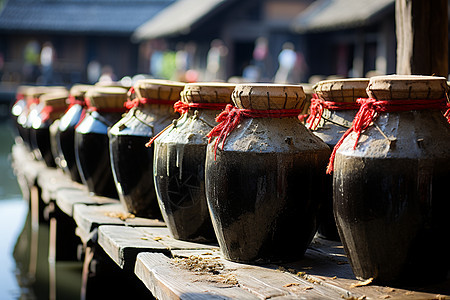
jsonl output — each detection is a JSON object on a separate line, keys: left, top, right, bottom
{"left": 98, "top": 65, "right": 117, "bottom": 83}
{"left": 206, "top": 39, "right": 228, "bottom": 81}
{"left": 22, "top": 40, "right": 40, "bottom": 83}
{"left": 252, "top": 37, "right": 269, "bottom": 81}
{"left": 40, "top": 41, "right": 55, "bottom": 85}
{"left": 274, "top": 42, "right": 297, "bottom": 84}
{"left": 175, "top": 42, "right": 188, "bottom": 81}
{"left": 87, "top": 60, "right": 101, "bottom": 84}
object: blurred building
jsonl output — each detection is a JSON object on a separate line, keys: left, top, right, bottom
{"left": 132, "top": 0, "right": 315, "bottom": 83}
{"left": 291, "top": 0, "right": 396, "bottom": 81}
{"left": 0, "top": 0, "right": 174, "bottom": 86}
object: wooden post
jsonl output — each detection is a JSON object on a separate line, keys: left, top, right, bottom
{"left": 396, "top": 0, "right": 448, "bottom": 77}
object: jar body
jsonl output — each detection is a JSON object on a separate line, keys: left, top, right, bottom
{"left": 205, "top": 118, "right": 330, "bottom": 263}
{"left": 58, "top": 104, "right": 84, "bottom": 183}
{"left": 50, "top": 119, "right": 63, "bottom": 169}
{"left": 30, "top": 110, "right": 56, "bottom": 168}
{"left": 153, "top": 111, "right": 218, "bottom": 242}
{"left": 75, "top": 111, "right": 122, "bottom": 198}
{"left": 11, "top": 99, "right": 27, "bottom": 143}
{"left": 311, "top": 109, "right": 357, "bottom": 241}
{"left": 109, "top": 106, "right": 175, "bottom": 218}
{"left": 334, "top": 110, "right": 450, "bottom": 284}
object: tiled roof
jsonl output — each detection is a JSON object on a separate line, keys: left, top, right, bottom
{"left": 0, "top": 0, "right": 175, "bottom": 35}
{"left": 291, "top": 0, "right": 395, "bottom": 33}
{"left": 132, "top": 0, "right": 229, "bottom": 41}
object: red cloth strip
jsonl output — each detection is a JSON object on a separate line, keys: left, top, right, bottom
{"left": 206, "top": 104, "right": 303, "bottom": 160}
{"left": 173, "top": 100, "right": 228, "bottom": 115}
{"left": 326, "top": 97, "right": 448, "bottom": 174}
{"left": 306, "top": 96, "right": 360, "bottom": 130}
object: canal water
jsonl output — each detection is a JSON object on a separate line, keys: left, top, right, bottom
{"left": 0, "top": 109, "right": 82, "bottom": 299}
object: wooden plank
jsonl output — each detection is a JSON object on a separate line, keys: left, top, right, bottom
{"left": 135, "top": 252, "right": 259, "bottom": 300}
{"left": 73, "top": 202, "right": 165, "bottom": 234}
{"left": 55, "top": 188, "right": 116, "bottom": 217}
{"left": 98, "top": 226, "right": 170, "bottom": 271}
{"left": 11, "top": 143, "right": 47, "bottom": 188}
{"left": 280, "top": 238, "right": 450, "bottom": 300}
{"left": 37, "top": 167, "right": 80, "bottom": 204}
{"left": 171, "top": 250, "right": 344, "bottom": 299}
{"left": 396, "top": 0, "right": 448, "bottom": 76}
{"left": 139, "top": 227, "right": 219, "bottom": 251}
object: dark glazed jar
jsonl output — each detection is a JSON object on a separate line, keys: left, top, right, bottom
{"left": 11, "top": 85, "right": 32, "bottom": 144}
{"left": 205, "top": 84, "right": 331, "bottom": 263}
{"left": 332, "top": 75, "right": 450, "bottom": 285}
{"left": 153, "top": 82, "right": 235, "bottom": 242}
{"left": 57, "top": 84, "right": 91, "bottom": 183}
{"left": 18, "top": 86, "right": 52, "bottom": 153}
{"left": 109, "top": 79, "right": 185, "bottom": 218}
{"left": 32, "top": 90, "right": 69, "bottom": 168}
{"left": 75, "top": 86, "right": 128, "bottom": 198}
{"left": 306, "top": 78, "right": 368, "bottom": 241}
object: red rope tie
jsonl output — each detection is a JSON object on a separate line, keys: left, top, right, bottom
{"left": 145, "top": 101, "right": 228, "bottom": 147}
{"left": 124, "top": 98, "right": 178, "bottom": 110}
{"left": 173, "top": 101, "right": 228, "bottom": 115}
{"left": 444, "top": 103, "right": 450, "bottom": 123}
{"left": 66, "top": 95, "right": 87, "bottom": 113}
{"left": 306, "top": 95, "right": 360, "bottom": 130}
{"left": 206, "top": 104, "right": 303, "bottom": 160}
{"left": 125, "top": 86, "right": 178, "bottom": 110}
{"left": 40, "top": 105, "right": 67, "bottom": 123}
{"left": 326, "top": 97, "right": 448, "bottom": 174}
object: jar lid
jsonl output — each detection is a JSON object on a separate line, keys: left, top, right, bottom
{"left": 40, "top": 91, "right": 70, "bottom": 108}
{"left": 85, "top": 86, "right": 128, "bottom": 109}
{"left": 313, "top": 78, "right": 369, "bottom": 102}
{"left": 232, "top": 83, "right": 306, "bottom": 110}
{"left": 367, "top": 75, "right": 448, "bottom": 100}
{"left": 26, "top": 86, "right": 68, "bottom": 103}
{"left": 134, "top": 79, "right": 186, "bottom": 101}
{"left": 181, "top": 82, "right": 236, "bottom": 103}
{"left": 70, "top": 84, "right": 92, "bottom": 98}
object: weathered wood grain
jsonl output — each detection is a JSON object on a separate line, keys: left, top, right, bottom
{"left": 135, "top": 252, "right": 259, "bottom": 300}
{"left": 396, "top": 0, "right": 448, "bottom": 76}
{"left": 55, "top": 188, "right": 116, "bottom": 217}
{"left": 98, "top": 225, "right": 170, "bottom": 270}
{"left": 73, "top": 202, "right": 165, "bottom": 234}
{"left": 139, "top": 227, "right": 219, "bottom": 251}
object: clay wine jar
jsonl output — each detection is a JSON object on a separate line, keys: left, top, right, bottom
{"left": 75, "top": 86, "right": 127, "bottom": 198}
{"left": 57, "top": 84, "right": 92, "bottom": 183}
{"left": 205, "top": 83, "right": 331, "bottom": 263}
{"left": 109, "top": 79, "right": 185, "bottom": 218}
{"left": 332, "top": 75, "right": 450, "bottom": 285}
{"left": 30, "top": 87, "right": 69, "bottom": 167}
{"left": 153, "top": 82, "right": 235, "bottom": 242}
{"left": 307, "top": 78, "right": 369, "bottom": 241}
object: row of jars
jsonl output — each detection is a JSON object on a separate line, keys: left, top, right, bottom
{"left": 11, "top": 75, "right": 450, "bottom": 286}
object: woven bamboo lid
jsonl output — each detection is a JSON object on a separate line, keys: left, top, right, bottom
{"left": 85, "top": 86, "right": 128, "bottom": 109}
{"left": 26, "top": 86, "right": 68, "bottom": 104}
{"left": 313, "top": 78, "right": 369, "bottom": 103}
{"left": 70, "top": 84, "right": 92, "bottom": 99}
{"left": 232, "top": 83, "right": 306, "bottom": 110}
{"left": 40, "top": 91, "right": 70, "bottom": 108}
{"left": 181, "top": 82, "right": 235, "bottom": 104}
{"left": 134, "top": 79, "right": 186, "bottom": 101}
{"left": 367, "top": 75, "right": 448, "bottom": 100}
